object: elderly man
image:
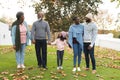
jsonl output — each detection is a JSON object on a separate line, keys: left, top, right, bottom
{"left": 83, "top": 13, "right": 98, "bottom": 74}
{"left": 31, "top": 12, "right": 51, "bottom": 69}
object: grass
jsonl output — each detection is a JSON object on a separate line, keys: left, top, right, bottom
{"left": 0, "top": 45, "right": 120, "bottom": 80}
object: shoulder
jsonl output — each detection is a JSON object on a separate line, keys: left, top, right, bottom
{"left": 91, "top": 22, "right": 97, "bottom": 28}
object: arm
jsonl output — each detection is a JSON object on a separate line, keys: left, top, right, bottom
{"left": 51, "top": 39, "right": 57, "bottom": 45}
{"left": 46, "top": 22, "right": 51, "bottom": 44}
{"left": 89, "top": 24, "right": 98, "bottom": 47}
{"left": 11, "top": 26, "right": 16, "bottom": 45}
{"left": 31, "top": 23, "right": 36, "bottom": 43}
{"left": 68, "top": 26, "right": 73, "bottom": 48}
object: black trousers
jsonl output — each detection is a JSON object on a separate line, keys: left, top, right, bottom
{"left": 57, "top": 50, "right": 64, "bottom": 67}
{"left": 84, "top": 43, "right": 96, "bottom": 70}
{"left": 35, "top": 39, "right": 47, "bottom": 68}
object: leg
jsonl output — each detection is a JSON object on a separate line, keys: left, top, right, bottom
{"left": 41, "top": 39, "right": 47, "bottom": 68}
{"left": 57, "top": 50, "right": 60, "bottom": 66}
{"left": 35, "top": 40, "right": 42, "bottom": 66}
{"left": 60, "top": 50, "right": 64, "bottom": 66}
{"left": 16, "top": 50, "right": 21, "bottom": 65}
{"left": 20, "top": 44, "right": 26, "bottom": 65}
{"left": 73, "top": 43, "right": 78, "bottom": 67}
{"left": 78, "top": 44, "right": 82, "bottom": 67}
{"left": 89, "top": 45, "right": 96, "bottom": 70}
{"left": 84, "top": 43, "right": 90, "bottom": 68}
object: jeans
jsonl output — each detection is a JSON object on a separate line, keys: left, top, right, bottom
{"left": 84, "top": 43, "right": 96, "bottom": 70}
{"left": 73, "top": 43, "right": 82, "bottom": 67}
{"left": 16, "top": 44, "right": 26, "bottom": 65}
{"left": 35, "top": 39, "right": 47, "bottom": 68}
{"left": 57, "top": 50, "right": 64, "bottom": 67}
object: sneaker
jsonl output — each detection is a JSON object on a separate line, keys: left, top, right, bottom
{"left": 57, "top": 67, "right": 60, "bottom": 70}
{"left": 92, "top": 70, "right": 96, "bottom": 74}
{"left": 60, "top": 66, "right": 63, "bottom": 69}
{"left": 21, "top": 64, "right": 25, "bottom": 69}
{"left": 72, "top": 68, "right": 77, "bottom": 72}
{"left": 17, "top": 64, "right": 21, "bottom": 69}
{"left": 77, "top": 67, "right": 81, "bottom": 71}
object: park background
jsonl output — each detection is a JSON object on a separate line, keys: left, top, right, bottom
{"left": 0, "top": 0, "right": 120, "bottom": 80}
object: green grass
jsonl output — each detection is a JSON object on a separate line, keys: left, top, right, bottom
{"left": 0, "top": 45, "right": 120, "bottom": 80}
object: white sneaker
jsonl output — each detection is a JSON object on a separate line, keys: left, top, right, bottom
{"left": 60, "top": 66, "right": 63, "bottom": 69}
{"left": 72, "top": 68, "right": 77, "bottom": 72}
{"left": 57, "top": 67, "right": 60, "bottom": 70}
{"left": 77, "top": 67, "right": 81, "bottom": 71}
{"left": 17, "top": 64, "right": 21, "bottom": 69}
{"left": 21, "top": 64, "right": 25, "bottom": 69}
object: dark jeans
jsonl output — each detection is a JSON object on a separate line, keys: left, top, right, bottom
{"left": 84, "top": 43, "right": 96, "bottom": 70}
{"left": 35, "top": 39, "right": 47, "bottom": 68}
{"left": 57, "top": 50, "right": 64, "bottom": 67}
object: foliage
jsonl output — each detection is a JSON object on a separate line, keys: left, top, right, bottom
{"left": 33, "top": 0, "right": 102, "bottom": 32}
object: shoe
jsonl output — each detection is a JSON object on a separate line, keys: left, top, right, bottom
{"left": 77, "top": 67, "right": 81, "bottom": 71}
{"left": 72, "top": 68, "right": 77, "bottom": 72}
{"left": 17, "top": 64, "right": 21, "bottom": 69}
{"left": 60, "top": 66, "right": 63, "bottom": 69}
{"left": 85, "top": 68, "right": 89, "bottom": 71}
{"left": 57, "top": 67, "right": 60, "bottom": 70}
{"left": 21, "top": 64, "right": 25, "bottom": 69}
{"left": 92, "top": 70, "right": 96, "bottom": 74}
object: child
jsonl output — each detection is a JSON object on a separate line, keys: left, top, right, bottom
{"left": 51, "top": 32, "right": 68, "bottom": 70}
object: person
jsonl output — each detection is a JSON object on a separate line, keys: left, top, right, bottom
{"left": 51, "top": 32, "right": 68, "bottom": 70}
{"left": 83, "top": 13, "right": 98, "bottom": 74}
{"left": 68, "top": 17, "right": 84, "bottom": 72}
{"left": 31, "top": 11, "right": 51, "bottom": 69}
{"left": 11, "top": 11, "right": 30, "bottom": 69}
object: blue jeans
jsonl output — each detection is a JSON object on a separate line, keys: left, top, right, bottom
{"left": 84, "top": 43, "right": 96, "bottom": 70}
{"left": 16, "top": 44, "right": 26, "bottom": 65}
{"left": 73, "top": 43, "right": 82, "bottom": 67}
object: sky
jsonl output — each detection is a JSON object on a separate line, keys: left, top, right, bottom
{"left": 0, "top": 0, "right": 120, "bottom": 25}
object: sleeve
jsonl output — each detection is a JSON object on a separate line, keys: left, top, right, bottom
{"left": 11, "top": 26, "right": 16, "bottom": 45}
{"left": 64, "top": 40, "right": 68, "bottom": 46}
{"left": 90, "top": 24, "right": 98, "bottom": 47}
{"left": 31, "top": 23, "right": 36, "bottom": 41}
{"left": 46, "top": 22, "right": 51, "bottom": 41}
{"left": 68, "top": 26, "right": 73, "bottom": 48}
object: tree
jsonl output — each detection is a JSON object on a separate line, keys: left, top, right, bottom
{"left": 33, "top": 0, "right": 102, "bottom": 33}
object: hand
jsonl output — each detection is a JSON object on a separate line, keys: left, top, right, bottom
{"left": 88, "top": 46, "right": 92, "bottom": 50}
{"left": 48, "top": 41, "right": 51, "bottom": 45}
{"left": 13, "top": 45, "right": 16, "bottom": 50}
{"left": 32, "top": 40, "right": 36, "bottom": 44}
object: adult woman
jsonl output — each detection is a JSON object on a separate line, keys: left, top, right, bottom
{"left": 68, "top": 17, "right": 84, "bottom": 72}
{"left": 11, "top": 11, "right": 30, "bottom": 69}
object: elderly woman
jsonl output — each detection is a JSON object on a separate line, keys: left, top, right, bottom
{"left": 68, "top": 17, "right": 84, "bottom": 72}
{"left": 11, "top": 11, "right": 30, "bottom": 69}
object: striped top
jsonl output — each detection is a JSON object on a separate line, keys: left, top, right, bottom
{"left": 19, "top": 24, "right": 27, "bottom": 44}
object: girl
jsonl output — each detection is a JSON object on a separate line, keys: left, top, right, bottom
{"left": 51, "top": 32, "right": 68, "bottom": 70}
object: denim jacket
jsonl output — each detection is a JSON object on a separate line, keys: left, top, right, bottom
{"left": 68, "top": 24, "right": 84, "bottom": 50}
{"left": 11, "top": 21, "right": 31, "bottom": 46}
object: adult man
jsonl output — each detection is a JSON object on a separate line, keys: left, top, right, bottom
{"left": 83, "top": 13, "right": 98, "bottom": 74}
{"left": 31, "top": 12, "right": 51, "bottom": 69}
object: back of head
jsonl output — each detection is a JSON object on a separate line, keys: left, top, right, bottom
{"left": 16, "top": 11, "right": 24, "bottom": 20}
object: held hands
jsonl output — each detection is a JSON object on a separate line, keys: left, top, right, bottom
{"left": 48, "top": 41, "right": 51, "bottom": 45}
{"left": 13, "top": 45, "right": 16, "bottom": 50}
{"left": 88, "top": 45, "right": 92, "bottom": 50}
{"left": 32, "top": 40, "right": 36, "bottom": 44}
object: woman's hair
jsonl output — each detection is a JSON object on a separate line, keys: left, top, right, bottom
{"left": 16, "top": 11, "right": 24, "bottom": 20}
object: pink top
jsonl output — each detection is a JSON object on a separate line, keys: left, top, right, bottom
{"left": 51, "top": 38, "right": 68, "bottom": 51}
{"left": 19, "top": 24, "right": 27, "bottom": 44}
